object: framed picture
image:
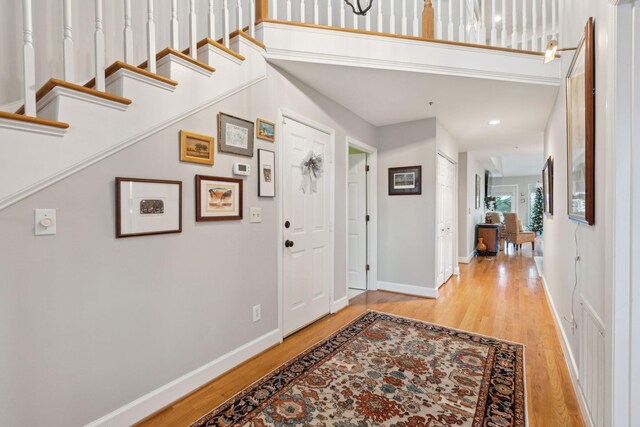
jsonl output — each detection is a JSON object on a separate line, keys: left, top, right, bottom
{"left": 543, "top": 156, "right": 554, "bottom": 215}
{"left": 180, "top": 130, "right": 214, "bottom": 165}
{"left": 256, "top": 118, "right": 275, "bottom": 142}
{"left": 258, "top": 149, "right": 276, "bottom": 197}
{"left": 388, "top": 166, "right": 422, "bottom": 195}
{"left": 475, "top": 174, "right": 481, "bottom": 209}
{"left": 218, "top": 112, "right": 254, "bottom": 157}
{"left": 196, "top": 175, "right": 243, "bottom": 221}
{"left": 115, "top": 178, "right": 182, "bottom": 238}
{"left": 566, "top": 17, "right": 595, "bottom": 225}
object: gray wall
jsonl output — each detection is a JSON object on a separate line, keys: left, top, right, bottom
{"left": 0, "top": 64, "right": 376, "bottom": 426}
{"left": 490, "top": 175, "right": 541, "bottom": 226}
{"left": 458, "top": 152, "right": 485, "bottom": 259}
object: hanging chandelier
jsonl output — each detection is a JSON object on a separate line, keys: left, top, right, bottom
{"left": 344, "top": 0, "right": 374, "bottom": 16}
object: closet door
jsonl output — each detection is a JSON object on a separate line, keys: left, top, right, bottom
{"left": 436, "top": 154, "right": 456, "bottom": 286}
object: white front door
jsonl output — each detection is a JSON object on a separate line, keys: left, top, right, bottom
{"left": 348, "top": 152, "right": 367, "bottom": 290}
{"left": 436, "top": 154, "right": 455, "bottom": 286}
{"left": 282, "top": 117, "right": 332, "bottom": 336}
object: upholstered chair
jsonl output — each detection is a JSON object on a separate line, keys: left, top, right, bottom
{"left": 503, "top": 213, "right": 536, "bottom": 252}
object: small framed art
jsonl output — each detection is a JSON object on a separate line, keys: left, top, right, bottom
{"left": 115, "top": 177, "right": 182, "bottom": 238}
{"left": 543, "top": 156, "right": 554, "bottom": 215}
{"left": 258, "top": 149, "right": 276, "bottom": 197}
{"left": 388, "top": 166, "right": 422, "bottom": 195}
{"left": 195, "top": 175, "right": 243, "bottom": 221}
{"left": 256, "top": 118, "right": 275, "bottom": 142}
{"left": 218, "top": 112, "right": 254, "bottom": 157}
{"left": 180, "top": 130, "right": 214, "bottom": 165}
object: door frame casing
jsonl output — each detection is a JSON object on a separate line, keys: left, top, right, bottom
{"left": 345, "top": 137, "right": 379, "bottom": 298}
{"left": 277, "top": 108, "right": 336, "bottom": 341}
{"left": 434, "top": 152, "right": 458, "bottom": 288}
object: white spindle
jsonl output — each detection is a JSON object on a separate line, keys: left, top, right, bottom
{"left": 223, "top": 0, "right": 230, "bottom": 46}
{"left": 339, "top": 0, "right": 345, "bottom": 27}
{"left": 286, "top": 0, "right": 292, "bottom": 21}
{"left": 63, "top": 0, "right": 74, "bottom": 82}
{"left": 530, "top": 0, "right": 537, "bottom": 50}
{"left": 237, "top": 0, "right": 243, "bottom": 30}
{"left": 458, "top": 0, "right": 465, "bottom": 42}
{"left": 366, "top": 9, "right": 371, "bottom": 31}
{"left": 521, "top": 0, "right": 527, "bottom": 50}
{"left": 491, "top": 0, "right": 497, "bottom": 45}
{"left": 189, "top": 0, "right": 197, "bottom": 58}
{"left": 352, "top": 13, "right": 358, "bottom": 30}
{"left": 552, "top": 0, "right": 557, "bottom": 38}
{"left": 389, "top": 0, "right": 395, "bottom": 34}
{"left": 511, "top": 0, "right": 517, "bottom": 48}
{"left": 479, "top": 0, "right": 486, "bottom": 45}
{"left": 447, "top": 0, "right": 453, "bottom": 40}
{"left": 500, "top": 0, "right": 507, "bottom": 46}
{"left": 413, "top": 0, "right": 419, "bottom": 37}
{"left": 377, "top": 0, "right": 383, "bottom": 32}
{"left": 250, "top": 0, "right": 256, "bottom": 36}
{"left": 327, "top": 0, "right": 332, "bottom": 26}
{"left": 542, "top": 0, "right": 547, "bottom": 47}
{"left": 209, "top": 0, "right": 216, "bottom": 39}
{"left": 22, "top": 0, "right": 36, "bottom": 116}
{"left": 436, "top": 0, "right": 442, "bottom": 38}
{"left": 169, "top": 0, "right": 179, "bottom": 50}
{"left": 95, "top": 0, "right": 106, "bottom": 90}
{"left": 123, "top": 0, "right": 133, "bottom": 63}
{"left": 313, "top": 0, "right": 319, "bottom": 25}
{"left": 401, "top": 0, "right": 407, "bottom": 35}
{"left": 273, "top": 0, "right": 278, "bottom": 20}
{"left": 300, "top": 0, "right": 305, "bottom": 24}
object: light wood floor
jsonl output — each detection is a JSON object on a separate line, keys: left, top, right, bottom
{"left": 137, "top": 247, "right": 584, "bottom": 426}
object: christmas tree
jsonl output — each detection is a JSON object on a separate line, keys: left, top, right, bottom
{"left": 530, "top": 186, "right": 544, "bottom": 233}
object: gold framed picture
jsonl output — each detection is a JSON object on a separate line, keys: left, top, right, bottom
{"left": 256, "top": 118, "right": 275, "bottom": 142}
{"left": 180, "top": 130, "right": 214, "bottom": 165}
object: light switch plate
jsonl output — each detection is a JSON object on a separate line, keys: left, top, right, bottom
{"left": 250, "top": 207, "right": 262, "bottom": 223}
{"left": 35, "top": 209, "right": 57, "bottom": 236}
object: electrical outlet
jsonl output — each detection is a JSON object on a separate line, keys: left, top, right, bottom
{"left": 252, "top": 304, "right": 261, "bottom": 322}
{"left": 250, "top": 207, "right": 262, "bottom": 223}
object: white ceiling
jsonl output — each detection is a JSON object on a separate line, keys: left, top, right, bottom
{"left": 271, "top": 60, "right": 558, "bottom": 174}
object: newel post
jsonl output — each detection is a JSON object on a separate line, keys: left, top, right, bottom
{"left": 256, "top": 0, "right": 269, "bottom": 20}
{"left": 422, "top": 0, "right": 435, "bottom": 39}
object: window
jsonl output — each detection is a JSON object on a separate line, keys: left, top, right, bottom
{"left": 489, "top": 185, "right": 518, "bottom": 221}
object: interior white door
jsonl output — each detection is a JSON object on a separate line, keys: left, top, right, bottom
{"left": 282, "top": 117, "right": 332, "bottom": 336}
{"left": 436, "top": 154, "right": 456, "bottom": 286}
{"left": 348, "top": 152, "right": 367, "bottom": 290}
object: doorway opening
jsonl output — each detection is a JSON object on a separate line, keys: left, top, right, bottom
{"left": 346, "top": 138, "right": 377, "bottom": 301}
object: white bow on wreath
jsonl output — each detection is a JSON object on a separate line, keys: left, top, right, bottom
{"left": 299, "top": 152, "right": 324, "bottom": 194}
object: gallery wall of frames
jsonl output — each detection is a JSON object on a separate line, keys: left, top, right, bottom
{"left": 115, "top": 113, "right": 276, "bottom": 238}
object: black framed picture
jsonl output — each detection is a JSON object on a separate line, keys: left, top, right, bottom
{"left": 388, "top": 166, "right": 422, "bottom": 196}
{"left": 258, "top": 149, "right": 276, "bottom": 197}
{"left": 218, "top": 112, "right": 254, "bottom": 157}
{"left": 543, "top": 156, "right": 554, "bottom": 215}
{"left": 475, "top": 174, "right": 481, "bottom": 209}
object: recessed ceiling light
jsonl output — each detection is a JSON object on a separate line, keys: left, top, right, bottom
{"left": 489, "top": 120, "right": 501, "bottom": 125}
{"left": 494, "top": 15, "right": 502, "bottom": 23}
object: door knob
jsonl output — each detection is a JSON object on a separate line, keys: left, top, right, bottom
{"left": 285, "top": 240, "right": 295, "bottom": 248}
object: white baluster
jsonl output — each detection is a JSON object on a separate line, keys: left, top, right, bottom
{"left": 286, "top": 0, "right": 292, "bottom": 21}
{"left": 339, "top": 0, "right": 345, "bottom": 27}
{"left": 237, "top": 0, "right": 243, "bottom": 30}
{"left": 63, "top": 0, "right": 74, "bottom": 82}
{"left": 511, "top": 0, "right": 517, "bottom": 47}
{"left": 413, "top": 0, "right": 420, "bottom": 37}
{"left": 123, "top": 0, "right": 133, "bottom": 63}
{"left": 458, "top": 0, "right": 465, "bottom": 42}
{"left": 389, "top": 0, "right": 395, "bottom": 34}
{"left": 327, "top": 0, "right": 332, "bottom": 26}
{"left": 377, "top": 0, "right": 383, "bottom": 32}
{"left": 273, "top": 0, "right": 278, "bottom": 20}
{"left": 366, "top": 9, "right": 371, "bottom": 31}
{"left": 95, "top": 0, "right": 106, "bottom": 90}
{"left": 250, "top": 0, "right": 256, "bottom": 36}
{"left": 447, "top": 0, "right": 453, "bottom": 40}
{"left": 314, "top": 0, "right": 319, "bottom": 24}
{"left": 300, "top": 0, "right": 305, "bottom": 24}
{"left": 436, "top": 0, "right": 442, "bottom": 39}
{"left": 531, "top": 0, "right": 537, "bottom": 51}
{"left": 541, "top": 0, "right": 547, "bottom": 48}
{"left": 190, "top": 0, "right": 197, "bottom": 58}
{"left": 479, "top": 0, "right": 485, "bottom": 45}
{"left": 223, "top": 0, "right": 230, "bottom": 46}
{"left": 170, "top": 0, "right": 179, "bottom": 50}
{"left": 521, "top": 0, "right": 527, "bottom": 50}
{"left": 490, "top": 0, "right": 496, "bottom": 45}
{"left": 500, "top": 0, "right": 506, "bottom": 46}
{"left": 401, "top": 0, "right": 407, "bottom": 35}
{"left": 22, "top": 0, "right": 36, "bottom": 116}
{"left": 209, "top": 0, "right": 216, "bottom": 39}
{"left": 552, "top": 0, "right": 557, "bottom": 39}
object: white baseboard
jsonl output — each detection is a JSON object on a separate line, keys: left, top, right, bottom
{"left": 84, "top": 329, "right": 281, "bottom": 427}
{"left": 331, "top": 295, "right": 349, "bottom": 313}
{"left": 458, "top": 252, "right": 475, "bottom": 264}
{"left": 540, "top": 274, "right": 594, "bottom": 427}
{"left": 377, "top": 281, "right": 438, "bottom": 298}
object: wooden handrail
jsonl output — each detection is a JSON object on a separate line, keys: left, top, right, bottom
{"left": 422, "top": 0, "right": 435, "bottom": 40}
{"left": 255, "top": 0, "right": 269, "bottom": 21}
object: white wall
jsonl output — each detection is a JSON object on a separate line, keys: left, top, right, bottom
{"left": 490, "top": 175, "right": 542, "bottom": 226}
{"left": 458, "top": 152, "right": 485, "bottom": 260}
{"left": 542, "top": 0, "right": 609, "bottom": 424}
{"left": 0, "top": 64, "right": 376, "bottom": 427}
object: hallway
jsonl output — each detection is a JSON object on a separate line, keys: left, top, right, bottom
{"left": 139, "top": 247, "right": 584, "bottom": 427}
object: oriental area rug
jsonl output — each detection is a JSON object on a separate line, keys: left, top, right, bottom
{"left": 191, "top": 311, "right": 526, "bottom": 427}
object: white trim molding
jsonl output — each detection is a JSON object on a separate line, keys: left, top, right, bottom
{"left": 377, "top": 281, "right": 438, "bottom": 299}
{"left": 84, "top": 329, "right": 281, "bottom": 427}
{"left": 458, "top": 251, "right": 476, "bottom": 264}
{"left": 331, "top": 295, "right": 349, "bottom": 313}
